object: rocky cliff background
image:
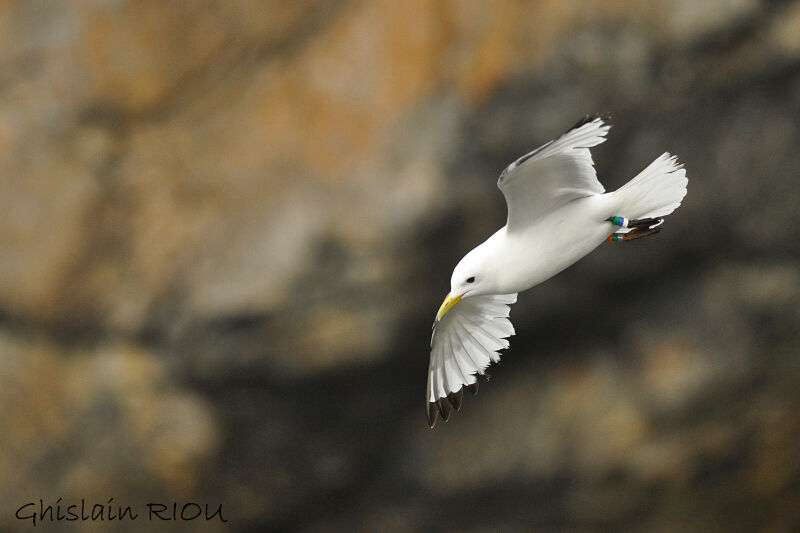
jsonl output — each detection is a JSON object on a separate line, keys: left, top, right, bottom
{"left": 2, "top": 0, "right": 800, "bottom": 531}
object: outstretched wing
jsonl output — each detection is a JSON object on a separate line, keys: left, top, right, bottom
{"left": 497, "top": 114, "right": 610, "bottom": 232}
{"left": 427, "top": 293, "right": 517, "bottom": 427}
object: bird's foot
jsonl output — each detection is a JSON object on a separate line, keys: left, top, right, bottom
{"left": 608, "top": 215, "right": 663, "bottom": 229}
{"left": 607, "top": 216, "right": 664, "bottom": 242}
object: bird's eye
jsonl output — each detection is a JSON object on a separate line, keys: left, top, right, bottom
{"left": 466, "top": 276, "right": 475, "bottom": 283}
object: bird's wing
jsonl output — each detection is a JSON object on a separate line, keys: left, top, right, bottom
{"left": 497, "top": 115, "right": 610, "bottom": 232}
{"left": 427, "top": 293, "right": 517, "bottom": 427}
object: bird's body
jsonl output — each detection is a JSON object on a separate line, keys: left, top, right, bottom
{"left": 477, "top": 195, "right": 616, "bottom": 295}
{"left": 426, "top": 115, "right": 688, "bottom": 427}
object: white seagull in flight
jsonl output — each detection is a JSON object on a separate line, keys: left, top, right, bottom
{"left": 427, "top": 114, "right": 688, "bottom": 427}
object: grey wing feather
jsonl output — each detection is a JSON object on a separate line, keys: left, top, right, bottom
{"left": 497, "top": 114, "right": 610, "bottom": 231}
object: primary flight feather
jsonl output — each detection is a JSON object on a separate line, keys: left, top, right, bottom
{"left": 427, "top": 114, "right": 688, "bottom": 427}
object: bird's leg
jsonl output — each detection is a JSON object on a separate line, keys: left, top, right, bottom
{"left": 608, "top": 215, "right": 630, "bottom": 228}
{"left": 607, "top": 216, "right": 664, "bottom": 242}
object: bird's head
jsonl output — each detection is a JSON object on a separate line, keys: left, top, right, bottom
{"left": 436, "top": 247, "right": 492, "bottom": 322}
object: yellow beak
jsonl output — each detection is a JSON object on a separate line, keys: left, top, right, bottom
{"left": 436, "top": 293, "right": 462, "bottom": 322}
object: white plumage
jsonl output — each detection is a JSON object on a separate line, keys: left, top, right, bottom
{"left": 428, "top": 293, "right": 516, "bottom": 401}
{"left": 498, "top": 116, "right": 608, "bottom": 230}
{"left": 427, "top": 115, "right": 688, "bottom": 427}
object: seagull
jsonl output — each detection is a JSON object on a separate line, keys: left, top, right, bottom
{"left": 427, "top": 114, "right": 688, "bottom": 427}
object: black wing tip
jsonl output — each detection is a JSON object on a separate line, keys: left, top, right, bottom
{"left": 437, "top": 398, "right": 452, "bottom": 422}
{"left": 448, "top": 389, "right": 464, "bottom": 411}
{"left": 428, "top": 381, "right": 485, "bottom": 428}
{"left": 570, "top": 112, "right": 612, "bottom": 131}
{"left": 427, "top": 402, "right": 438, "bottom": 428}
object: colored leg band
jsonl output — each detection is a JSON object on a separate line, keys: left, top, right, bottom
{"left": 607, "top": 233, "right": 624, "bottom": 242}
{"left": 610, "top": 216, "right": 629, "bottom": 227}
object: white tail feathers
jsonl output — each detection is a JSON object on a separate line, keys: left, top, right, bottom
{"left": 613, "top": 153, "right": 688, "bottom": 220}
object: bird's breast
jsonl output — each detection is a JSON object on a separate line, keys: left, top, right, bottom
{"left": 493, "top": 200, "right": 611, "bottom": 293}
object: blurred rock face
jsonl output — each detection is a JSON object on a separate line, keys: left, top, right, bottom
{"left": 1, "top": 0, "right": 800, "bottom": 531}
